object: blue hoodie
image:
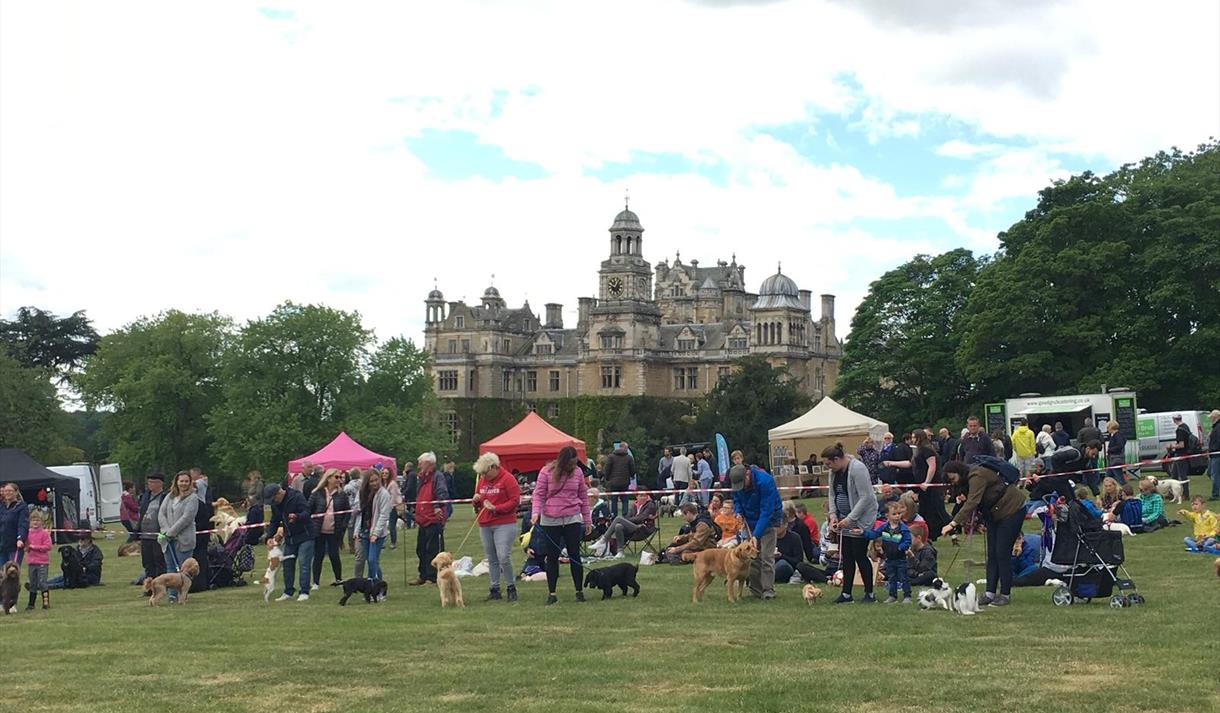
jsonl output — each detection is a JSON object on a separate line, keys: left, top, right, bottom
{"left": 732, "top": 466, "right": 783, "bottom": 540}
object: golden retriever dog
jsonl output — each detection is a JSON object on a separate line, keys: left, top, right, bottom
{"left": 142, "top": 557, "right": 200, "bottom": 606}
{"left": 431, "top": 551, "right": 464, "bottom": 608}
{"left": 117, "top": 541, "right": 141, "bottom": 557}
{"left": 691, "top": 539, "right": 759, "bottom": 604}
{"left": 802, "top": 584, "right": 823, "bottom": 605}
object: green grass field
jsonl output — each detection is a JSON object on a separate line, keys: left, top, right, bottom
{"left": 2, "top": 496, "right": 1217, "bottom": 713}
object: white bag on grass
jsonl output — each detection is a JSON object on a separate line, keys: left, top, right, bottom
{"left": 453, "top": 556, "right": 476, "bottom": 577}
{"left": 639, "top": 551, "right": 655, "bottom": 566}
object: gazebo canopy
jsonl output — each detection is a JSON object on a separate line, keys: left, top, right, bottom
{"left": 0, "top": 448, "right": 83, "bottom": 541}
{"left": 768, "top": 396, "right": 888, "bottom": 442}
{"left": 479, "top": 412, "right": 587, "bottom": 474}
{"left": 288, "top": 432, "right": 397, "bottom": 476}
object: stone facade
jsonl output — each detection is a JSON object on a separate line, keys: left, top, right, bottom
{"left": 424, "top": 205, "right": 841, "bottom": 402}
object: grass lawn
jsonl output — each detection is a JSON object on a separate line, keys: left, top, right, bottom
{"left": 2, "top": 494, "right": 1217, "bottom": 713}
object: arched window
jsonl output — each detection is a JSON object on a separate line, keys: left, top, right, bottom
{"left": 614, "top": 236, "right": 622, "bottom": 255}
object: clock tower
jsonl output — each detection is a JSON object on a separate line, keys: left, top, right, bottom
{"left": 599, "top": 202, "right": 655, "bottom": 304}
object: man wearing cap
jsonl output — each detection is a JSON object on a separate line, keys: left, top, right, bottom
{"left": 264, "top": 483, "right": 317, "bottom": 601}
{"left": 48, "top": 529, "right": 104, "bottom": 589}
{"left": 1168, "top": 414, "right": 1193, "bottom": 494}
{"left": 137, "top": 473, "right": 167, "bottom": 585}
{"left": 1207, "top": 410, "right": 1220, "bottom": 501}
{"left": 729, "top": 451, "right": 783, "bottom": 600}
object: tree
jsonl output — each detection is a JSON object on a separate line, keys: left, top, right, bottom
{"left": 957, "top": 142, "right": 1220, "bottom": 410}
{"left": 0, "top": 352, "right": 68, "bottom": 461}
{"left": 0, "top": 307, "right": 99, "bottom": 384}
{"left": 834, "top": 249, "right": 986, "bottom": 432}
{"left": 76, "top": 311, "right": 230, "bottom": 478}
{"left": 343, "top": 337, "right": 451, "bottom": 464}
{"left": 208, "top": 302, "right": 372, "bottom": 479}
{"left": 696, "top": 357, "right": 810, "bottom": 465}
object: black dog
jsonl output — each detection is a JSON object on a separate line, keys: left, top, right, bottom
{"left": 59, "top": 546, "right": 85, "bottom": 589}
{"left": 583, "top": 562, "right": 640, "bottom": 600}
{"left": 332, "top": 577, "right": 388, "bottom": 605}
{"left": 1, "top": 562, "right": 19, "bottom": 614}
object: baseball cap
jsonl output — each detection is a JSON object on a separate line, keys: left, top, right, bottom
{"left": 1171, "top": 414, "right": 1182, "bottom": 421}
{"left": 147, "top": 472, "right": 165, "bottom": 482}
{"left": 262, "top": 483, "right": 282, "bottom": 501}
{"left": 730, "top": 465, "right": 748, "bottom": 491}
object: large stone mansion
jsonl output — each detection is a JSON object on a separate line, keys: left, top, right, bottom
{"left": 424, "top": 204, "right": 842, "bottom": 401}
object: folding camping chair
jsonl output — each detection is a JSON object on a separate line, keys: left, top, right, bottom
{"left": 624, "top": 512, "right": 662, "bottom": 555}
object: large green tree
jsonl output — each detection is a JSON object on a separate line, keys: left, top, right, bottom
{"left": 834, "top": 248, "right": 986, "bottom": 432}
{"left": 696, "top": 357, "right": 810, "bottom": 465}
{"left": 957, "top": 142, "right": 1220, "bottom": 409}
{"left": 76, "top": 310, "right": 230, "bottom": 477}
{"left": 343, "top": 337, "right": 450, "bottom": 465}
{"left": 0, "top": 351, "right": 69, "bottom": 461}
{"left": 208, "top": 302, "right": 372, "bottom": 479}
{"left": 0, "top": 306, "right": 99, "bottom": 384}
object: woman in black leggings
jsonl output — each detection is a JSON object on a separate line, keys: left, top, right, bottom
{"left": 529, "top": 446, "right": 592, "bottom": 605}
{"left": 941, "top": 461, "right": 1027, "bottom": 607}
{"left": 823, "top": 443, "right": 879, "bottom": 604}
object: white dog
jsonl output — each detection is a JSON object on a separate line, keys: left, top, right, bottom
{"left": 261, "top": 537, "right": 283, "bottom": 603}
{"left": 209, "top": 510, "right": 244, "bottom": 544}
{"left": 917, "top": 578, "right": 954, "bottom": 611}
{"left": 953, "top": 582, "right": 979, "bottom": 615}
{"left": 1103, "top": 521, "right": 1135, "bottom": 536}
{"left": 1150, "top": 477, "right": 1187, "bottom": 504}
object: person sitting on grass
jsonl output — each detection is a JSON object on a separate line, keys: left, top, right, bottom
{"left": 1098, "top": 477, "right": 1123, "bottom": 514}
{"left": 783, "top": 502, "right": 819, "bottom": 563}
{"left": 1179, "top": 496, "right": 1219, "bottom": 553}
{"left": 907, "top": 528, "right": 938, "bottom": 586}
{"left": 1075, "top": 485, "right": 1105, "bottom": 520}
{"left": 662, "top": 502, "right": 721, "bottom": 564}
{"left": 772, "top": 517, "right": 829, "bottom": 584}
{"left": 1011, "top": 532, "right": 1041, "bottom": 582}
{"left": 793, "top": 502, "right": 821, "bottom": 557}
{"left": 1138, "top": 478, "right": 1170, "bottom": 531}
{"left": 47, "top": 529, "right": 104, "bottom": 589}
{"left": 875, "top": 483, "right": 901, "bottom": 517}
{"left": 714, "top": 499, "right": 744, "bottom": 547}
{"left": 863, "top": 501, "right": 913, "bottom": 603}
{"left": 897, "top": 492, "right": 928, "bottom": 544}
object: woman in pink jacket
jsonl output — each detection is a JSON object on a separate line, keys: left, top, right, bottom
{"left": 530, "top": 446, "right": 592, "bottom": 605}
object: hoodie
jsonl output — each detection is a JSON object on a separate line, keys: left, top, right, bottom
{"left": 474, "top": 466, "right": 521, "bottom": 527}
{"left": 603, "top": 447, "right": 635, "bottom": 489}
{"left": 1012, "top": 425, "right": 1036, "bottom": 459}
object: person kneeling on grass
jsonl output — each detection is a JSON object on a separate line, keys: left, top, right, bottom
{"left": 863, "top": 502, "right": 912, "bottom": 604}
{"left": 1180, "top": 496, "right": 1219, "bottom": 553}
{"left": 662, "top": 502, "right": 720, "bottom": 564}
{"left": 907, "top": 528, "right": 937, "bottom": 587}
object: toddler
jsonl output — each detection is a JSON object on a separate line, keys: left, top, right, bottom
{"left": 1179, "top": 496, "right": 1219, "bottom": 553}
{"left": 863, "top": 502, "right": 912, "bottom": 603}
{"left": 24, "top": 510, "right": 52, "bottom": 609}
{"left": 1138, "top": 478, "right": 1169, "bottom": 531}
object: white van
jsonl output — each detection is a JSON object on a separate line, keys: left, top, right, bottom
{"left": 1136, "top": 411, "right": 1208, "bottom": 474}
{"left": 47, "top": 463, "right": 123, "bottom": 524}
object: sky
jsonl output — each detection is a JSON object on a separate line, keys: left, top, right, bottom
{"left": 1, "top": 0, "right": 1217, "bottom": 345}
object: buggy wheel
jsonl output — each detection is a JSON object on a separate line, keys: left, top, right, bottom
{"left": 1128, "top": 592, "right": 1144, "bottom": 605}
{"left": 1109, "top": 595, "right": 1125, "bottom": 609}
{"left": 1052, "top": 586, "right": 1073, "bottom": 607}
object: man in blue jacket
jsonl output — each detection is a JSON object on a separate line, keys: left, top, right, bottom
{"left": 730, "top": 455, "right": 783, "bottom": 600}
{"left": 264, "top": 483, "right": 317, "bottom": 602}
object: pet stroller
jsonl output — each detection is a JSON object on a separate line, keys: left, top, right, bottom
{"left": 207, "top": 531, "right": 255, "bottom": 589}
{"left": 1042, "top": 496, "right": 1143, "bottom": 608}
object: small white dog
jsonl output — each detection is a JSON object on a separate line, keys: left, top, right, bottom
{"left": 917, "top": 578, "right": 954, "bottom": 611}
{"left": 1103, "top": 521, "right": 1134, "bottom": 536}
{"left": 1150, "top": 477, "right": 1187, "bottom": 504}
{"left": 261, "top": 536, "right": 283, "bottom": 603}
{"left": 952, "top": 581, "right": 979, "bottom": 615}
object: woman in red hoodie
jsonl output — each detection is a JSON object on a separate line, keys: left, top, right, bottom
{"left": 472, "top": 452, "right": 522, "bottom": 602}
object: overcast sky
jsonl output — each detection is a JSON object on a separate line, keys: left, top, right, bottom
{"left": 2, "top": 0, "right": 1217, "bottom": 345}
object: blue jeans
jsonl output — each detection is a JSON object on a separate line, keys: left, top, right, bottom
{"left": 885, "top": 558, "right": 910, "bottom": 599}
{"left": 281, "top": 538, "right": 316, "bottom": 596}
{"left": 1209, "top": 456, "right": 1220, "bottom": 498}
{"left": 609, "top": 494, "right": 630, "bottom": 518}
{"left": 388, "top": 509, "right": 399, "bottom": 545}
{"left": 699, "top": 477, "right": 713, "bottom": 507}
{"left": 164, "top": 544, "right": 194, "bottom": 600}
{"left": 363, "top": 534, "right": 385, "bottom": 580}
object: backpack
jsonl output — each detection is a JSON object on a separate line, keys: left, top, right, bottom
{"left": 970, "top": 454, "right": 1022, "bottom": 485}
{"left": 1186, "top": 431, "right": 1202, "bottom": 454}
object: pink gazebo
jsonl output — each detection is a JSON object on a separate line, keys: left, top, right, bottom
{"left": 288, "top": 432, "right": 397, "bottom": 476}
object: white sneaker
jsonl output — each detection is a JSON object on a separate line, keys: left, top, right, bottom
{"left": 274, "top": 594, "right": 292, "bottom": 602}
{"left": 297, "top": 593, "right": 310, "bottom": 602}
{"left": 788, "top": 574, "right": 803, "bottom": 584}
{"left": 311, "top": 583, "right": 320, "bottom": 592}
{"left": 612, "top": 551, "right": 625, "bottom": 560}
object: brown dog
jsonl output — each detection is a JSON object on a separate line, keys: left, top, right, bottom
{"left": 430, "top": 552, "right": 464, "bottom": 608}
{"left": 1, "top": 561, "right": 20, "bottom": 614}
{"left": 211, "top": 498, "right": 238, "bottom": 518}
{"left": 117, "top": 541, "right": 141, "bottom": 557}
{"left": 142, "top": 557, "right": 200, "bottom": 606}
{"left": 802, "top": 584, "right": 823, "bottom": 605}
{"left": 692, "top": 539, "right": 759, "bottom": 603}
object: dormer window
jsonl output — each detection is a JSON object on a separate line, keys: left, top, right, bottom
{"left": 599, "top": 334, "right": 624, "bottom": 349}
{"left": 535, "top": 344, "right": 553, "bottom": 355}
{"left": 455, "top": 315, "right": 465, "bottom": 329}
{"left": 677, "top": 338, "right": 696, "bottom": 351}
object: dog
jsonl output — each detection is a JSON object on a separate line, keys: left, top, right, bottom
{"left": 261, "top": 536, "right": 283, "bottom": 603}
{"left": 691, "top": 539, "right": 758, "bottom": 603}
{"left": 1103, "top": 521, "right": 1134, "bottom": 536}
{"left": 211, "top": 497, "right": 238, "bottom": 518}
{"left": 59, "top": 546, "right": 85, "bottom": 589}
{"left": 658, "top": 496, "right": 678, "bottom": 518}
{"left": 1149, "top": 476, "right": 1187, "bottom": 504}
{"left": 142, "top": 557, "right": 200, "bottom": 606}
{"left": 584, "top": 562, "right": 640, "bottom": 600}
{"left": 332, "top": 577, "right": 388, "bottom": 605}
{"left": 117, "top": 541, "right": 141, "bottom": 557}
{"left": 209, "top": 502, "right": 244, "bottom": 544}
{"left": 431, "top": 551, "right": 465, "bottom": 608}
{"left": 917, "top": 577, "right": 953, "bottom": 611}
{"left": 953, "top": 581, "right": 979, "bottom": 615}
{"left": 1, "top": 562, "right": 19, "bottom": 614}
{"left": 802, "top": 584, "right": 823, "bottom": 605}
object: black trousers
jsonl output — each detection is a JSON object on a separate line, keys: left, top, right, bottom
{"left": 416, "top": 523, "right": 444, "bottom": 582}
{"left": 918, "top": 489, "right": 950, "bottom": 541}
{"left": 542, "top": 523, "right": 585, "bottom": 594}
{"left": 313, "top": 531, "right": 343, "bottom": 584}
{"left": 840, "top": 535, "right": 873, "bottom": 596}
{"left": 140, "top": 536, "right": 165, "bottom": 579}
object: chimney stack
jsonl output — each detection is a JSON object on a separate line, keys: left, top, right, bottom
{"left": 577, "top": 297, "right": 595, "bottom": 329}
{"left": 544, "top": 303, "right": 563, "bottom": 329}
{"left": 799, "top": 289, "right": 812, "bottom": 311}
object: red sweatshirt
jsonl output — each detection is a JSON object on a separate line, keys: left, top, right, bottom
{"left": 473, "top": 466, "right": 521, "bottom": 527}
{"left": 801, "top": 513, "right": 821, "bottom": 546}
{"left": 413, "top": 472, "right": 446, "bottom": 527}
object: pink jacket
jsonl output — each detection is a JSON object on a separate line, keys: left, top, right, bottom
{"left": 530, "top": 465, "right": 591, "bottom": 526}
{"left": 25, "top": 527, "right": 51, "bottom": 565}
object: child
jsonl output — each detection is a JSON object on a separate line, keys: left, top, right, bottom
{"left": 907, "top": 528, "right": 938, "bottom": 586}
{"left": 1138, "top": 478, "right": 1169, "bottom": 531}
{"left": 1075, "top": 486, "right": 1105, "bottom": 519}
{"left": 1179, "top": 496, "right": 1219, "bottom": 553}
{"left": 714, "top": 500, "right": 742, "bottom": 547}
{"left": 863, "top": 502, "right": 912, "bottom": 603}
{"left": 793, "top": 501, "right": 821, "bottom": 553}
{"left": 24, "top": 510, "right": 52, "bottom": 609}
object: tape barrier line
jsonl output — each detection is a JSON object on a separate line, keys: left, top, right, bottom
{"left": 48, "top": 450, "right": 1216, "bottom": 536}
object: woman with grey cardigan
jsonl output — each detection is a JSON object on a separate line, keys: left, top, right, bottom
{"left": 822, "top": 443, "right": 878, "bottom": 604}
{"left": 352, "top": 469, "right": 392, "bottom": 581}
{"left": 158, "top": 471, "right": 199, "bottom": 600}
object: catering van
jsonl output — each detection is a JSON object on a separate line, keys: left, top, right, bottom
{"left": 1136, "top": 411, "right": 1209, "bottom": 474}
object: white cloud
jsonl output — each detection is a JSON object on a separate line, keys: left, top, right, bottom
{"left": 1, "top": 0, "right": 1216, "bottom": 348}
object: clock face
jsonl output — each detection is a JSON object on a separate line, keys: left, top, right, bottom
{"left": 607, "top": 277, "right": 624, "bottom": 297}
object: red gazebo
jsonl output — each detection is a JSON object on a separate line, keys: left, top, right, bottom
{"left": 479, "top": 412, "right": 586, "bottom": 473}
